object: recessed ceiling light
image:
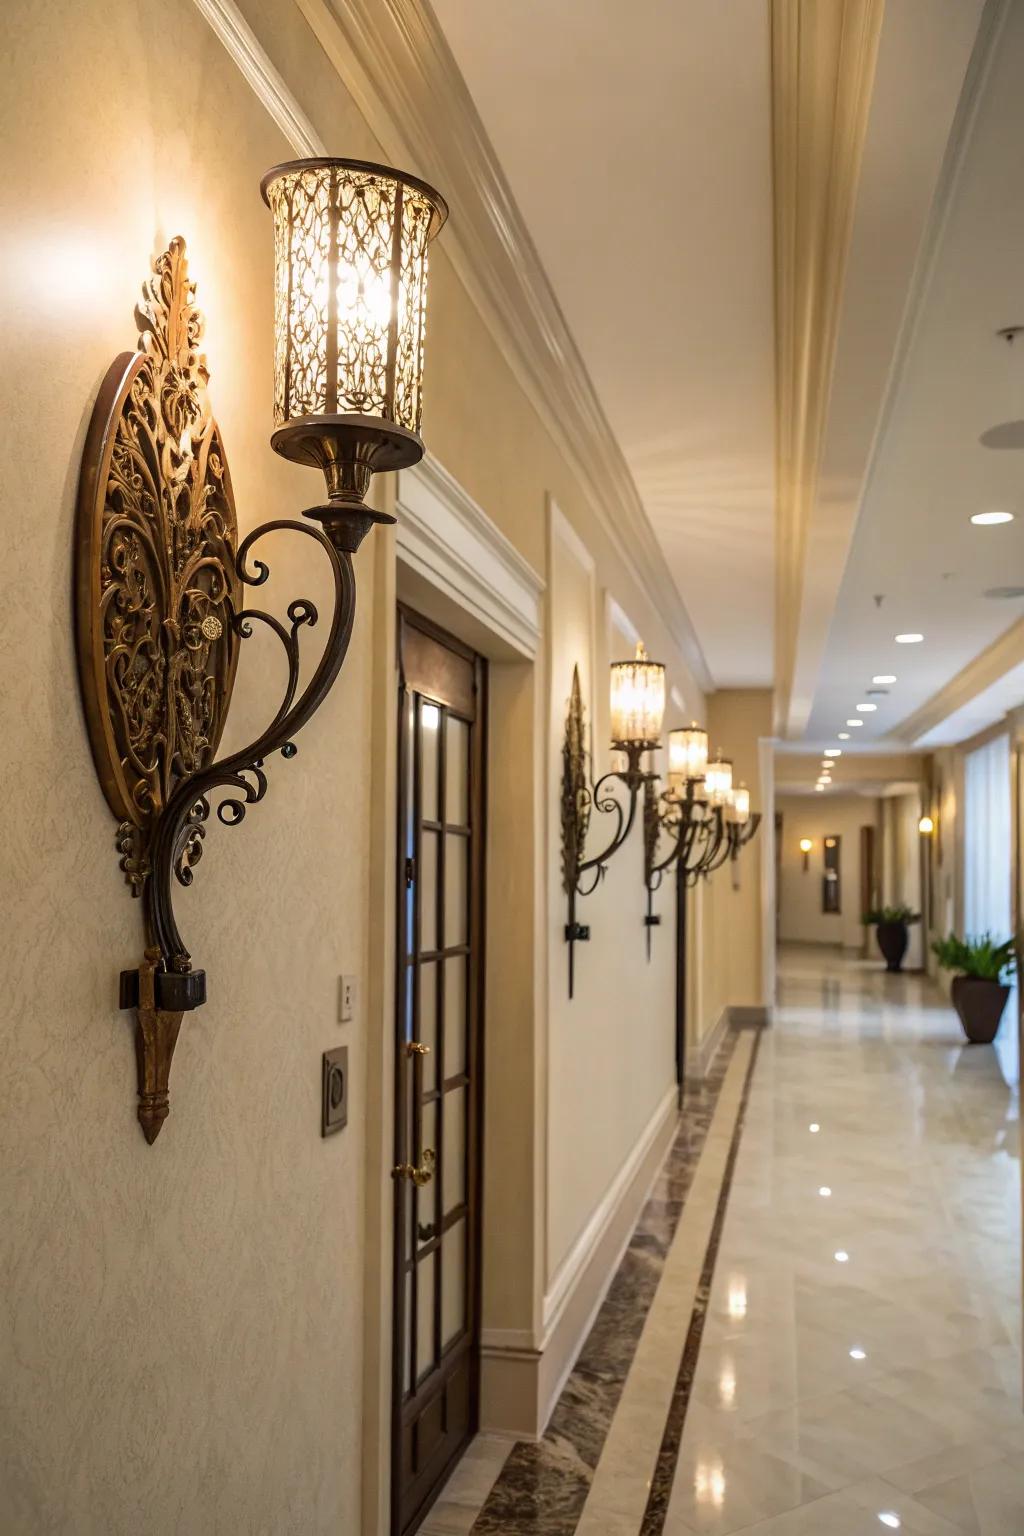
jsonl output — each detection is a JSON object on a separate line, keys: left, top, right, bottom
{"left": 856, "top": 703, "right": 877, "bottom": 713}
{"left": 809, "top": 1123, "right": 820, "bottom": 1132}
{"left": 819, "top": 1186, "right": 832, "bottom": 1197}
{"left": 849, "top": 1347, "right": 867, "bottom": 1360}
{"left": 834, "top": 1250, "right": 850, "bottom": 1263}
{"left": 825, "top": 749, "right": 841, "bottom": 757}
{"left": 878, "top": 1515, "right": 901, "bottom": 1530}
{"left": 872, "top": 675, "right": 896, "bottom": 685}
{"left": 846, "top": 719, "right": 863, "bottom": 728}
{"left": 895, "top": 633, "right": 923, "bottom": 644}
{"left": 971, "top": 510, "right": 1014, "bottom": 525}
{"left": 838, "top": 733, "right": 850, "bottom": 740}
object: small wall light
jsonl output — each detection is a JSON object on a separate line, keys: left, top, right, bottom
{"left": 800, "top": 837, "right": 813, "bottom": 871}
{"left": 705, "top": 752, "right": 734, "bottom": 807}
{"left": 668, "top": 723, "right": 709, "bottom": 794}
{"left": 75, "top": 158, "right": 447, "bottom": 1140}
{"left": 919, "top": 815, "right": 934, "bottom": 834}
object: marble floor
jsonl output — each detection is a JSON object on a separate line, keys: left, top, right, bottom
{"left": 425, "top": 945, "right": 1023, "bottom": 1535}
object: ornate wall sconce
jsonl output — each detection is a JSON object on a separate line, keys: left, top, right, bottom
{"left": 561, "top": 643, "right": 665, "bottom": 996}
{"left": 75, "top": 158, "right": 447, "bottom": 1141}
{"left": 800, "top": 837, "right": 813, "bottom": 871}
{"left": 643, "top": 741, "right": 761, "bottom": 942}
{"left": 918, "top": 815, "right": 935, "bottom": 835}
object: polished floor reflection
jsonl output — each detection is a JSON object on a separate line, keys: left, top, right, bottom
{"left": 429, "top": 945, "right": 1022, "bottom": 1535}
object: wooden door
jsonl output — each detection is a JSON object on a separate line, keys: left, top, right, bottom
{"left": 392, "top": 610, "right": 486, "bottom": 1535}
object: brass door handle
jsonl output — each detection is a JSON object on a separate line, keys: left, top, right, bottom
{"left": 405, "top": 1041, "right": 430, "bottom": 1057}
{"left": 392, "top": 1147, "right": 435, "bottom": 1186}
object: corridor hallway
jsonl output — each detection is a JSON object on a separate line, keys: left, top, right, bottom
{"left": 428, "top": 946, "right": 1024, "bottom": 1535}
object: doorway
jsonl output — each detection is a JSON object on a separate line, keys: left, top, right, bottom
{"left": 391, "top": 609, "right": 487, "bottom": 1535}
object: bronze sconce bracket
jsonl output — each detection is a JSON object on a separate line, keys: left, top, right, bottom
{"left": 561, "top": 666, "right": 653, "bottom": 997}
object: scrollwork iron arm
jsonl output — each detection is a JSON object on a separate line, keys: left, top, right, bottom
{"left": 139, "top": 519, "right": 355, "bottom": 1008}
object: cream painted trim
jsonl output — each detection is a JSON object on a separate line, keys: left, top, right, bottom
{"left": 758, "top": 734, "right": 777, "bottom": 1015}
{"left": 771, "top": 0, "right": 885, "bottom": 734}
{"left": 686, "top": 1005, "right": 730, "bottom": 1083}
{"left": 286, "top": 0, "right": 711, "bottom": 692}
{"left": 191, "top": 0, "right": 323, "bottom": 153}
{"left": 671, "top": 685, "right": 687, "bottom": 718}
{"left": 549, "top": 498, "right": 595, "bottom": 576}
{"left": 541, "top": 1084, "right": 676, "bottom": 1337}
{"left": 897, "top": 616, "right": 1024, "bottom": 747}
{"left": 605, "top": 592, "right": 641, "bottom": 653}
{"left": 394, "top": 454, "right": 544, "bottom": 659}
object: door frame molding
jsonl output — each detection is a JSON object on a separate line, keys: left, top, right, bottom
{"left": 363, "top": 460, "right": 543, "bottom": 1536}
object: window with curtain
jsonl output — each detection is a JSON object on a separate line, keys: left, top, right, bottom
{"left": 963, "top": 732, "right": 1012, "bottom": 943}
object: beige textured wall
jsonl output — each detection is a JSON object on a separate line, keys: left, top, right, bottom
{"left": 777, "top": 795, "right": 880, "bottom": 950}
{"left": 1, "top": 3, "right": 381, "bottom": 1532}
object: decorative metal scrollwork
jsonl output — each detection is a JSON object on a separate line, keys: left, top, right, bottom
{"left": 560, "top": 665, "right": 653, "bottom": 998}
{"left": 75, "top": 241, "right": 361, "bottom": 1142}
{"left": 76, "top": 237, "right": 240, "bottom": 893}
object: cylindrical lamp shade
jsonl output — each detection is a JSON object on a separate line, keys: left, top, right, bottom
{"left": 704, "top": 753, "right": 733, "bottom": 806}
{"left": 731, "top": 784, "right": 750, "bottom": 824}
{"left": 668, "top": 724, "right": 708, "bottom": 792}
{"left": 261, "top": 158, "right": 448, "bottom": 489}
{"left": 609, "top": 642, "right": 665, "bottom": 748}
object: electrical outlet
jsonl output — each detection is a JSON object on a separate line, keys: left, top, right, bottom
{"left": 339, "top": 974, "right": 357, "bottom": 1024}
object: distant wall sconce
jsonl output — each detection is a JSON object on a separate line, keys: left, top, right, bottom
{"left": 562, "top": 644, "right": 665, "bottom": 996}
{"left": 75, "top": 158, "right": 447, "bottom": 1141}
{"left": 918, "top": 815, "right": 934, "bottom": 835}
{"left": 800, "top": 837, "right": 813, "bottom": 871}
{"left": 643, "top": 745, "right": 760, "bottom": 946}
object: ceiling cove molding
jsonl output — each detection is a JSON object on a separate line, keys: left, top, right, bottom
{"left": 264, "top": 0, "right": 711, "bottom": 693}
{"left": 192, "top": 0, "right": 323, "bottom": 153}
{"left": 770, "top": 0, "right": 885, "bottom": 735}
{"left": 897, "top": 615, "right": 1024, "bottom": 747}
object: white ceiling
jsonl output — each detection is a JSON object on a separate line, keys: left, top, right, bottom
{"left": 802, "top": 0, "right": 1024, "bottom": 754}
{"left": 429, "top": 0, "right": 776, "bottom": 687}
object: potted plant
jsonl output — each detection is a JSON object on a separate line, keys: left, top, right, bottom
{"left": 864, "top": 905, "right": 920, "bottom": 972}
{"left": 931, "top": 933, "right": 1017, "bottom": 1044}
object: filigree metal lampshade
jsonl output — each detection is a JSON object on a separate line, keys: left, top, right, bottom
{"left": 261, "top": 157, "right": 448, "bottom": 529}
{"left": 609, "top": 642, "right": 665, "bottom": 748}
{"left": 668, "top": 724, "right": 708, "bottom": 793}
{"left": 704, "top": 752, "right": 733, "bottom": 807}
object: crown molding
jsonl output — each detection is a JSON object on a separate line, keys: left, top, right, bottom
{"left": 284, "top": 0, "right": 711, "bottom": 693}
{"left": 896, "top": 615, "right": 1024, "bottom": 747}
{"left": 770, "top": 0, "right": 885, "bottom": 734}
{"left": 192, "top": 0, "right": 323, "bottom": 153}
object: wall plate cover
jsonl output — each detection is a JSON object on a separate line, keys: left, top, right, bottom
{"left": 321, "top": 1046, "right": 348, "bottom": 1137}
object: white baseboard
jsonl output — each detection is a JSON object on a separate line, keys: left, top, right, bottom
{"left": 479, "top": 1083, "right": 678, "bottom": 1438}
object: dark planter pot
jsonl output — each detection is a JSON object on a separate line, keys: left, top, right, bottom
{"left": 951, "top": 975, "right": 1010, "bottom": 1044}
{"left": 875, "top": 920, "right": 909, "bottom": 972}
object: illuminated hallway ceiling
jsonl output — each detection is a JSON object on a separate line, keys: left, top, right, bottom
{"left": 430, "top": 0, "right": 776, "bottom": 688}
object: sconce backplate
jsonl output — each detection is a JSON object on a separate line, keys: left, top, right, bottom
{"left": 75, "top": 237, "right": 240, "bottom": 894}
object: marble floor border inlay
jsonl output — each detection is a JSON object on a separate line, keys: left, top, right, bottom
{"left": 638, "top": 1029, "right": 763, "bottom": 1533}
{"left": 468, "top": 1031, "right": 748, "bottom": 1535}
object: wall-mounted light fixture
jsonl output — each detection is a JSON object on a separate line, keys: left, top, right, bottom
{"left": 562, "top": 644, "right": 665, "bottom": 996}
{"left": 643, "top": 744, "right": 760, "bottom": 947}
{"left": 75, "top": 158, "right": 447, "bottom": 1141}
{"left": 918, "top": 815, "right": 934, "bottom": 835}
{"left": 800, "top": 837, "right": 813, "bottom": 871}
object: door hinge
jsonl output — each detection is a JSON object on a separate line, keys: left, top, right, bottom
{"left": 405, "top": 856, "right": 415, "bottom": 888}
